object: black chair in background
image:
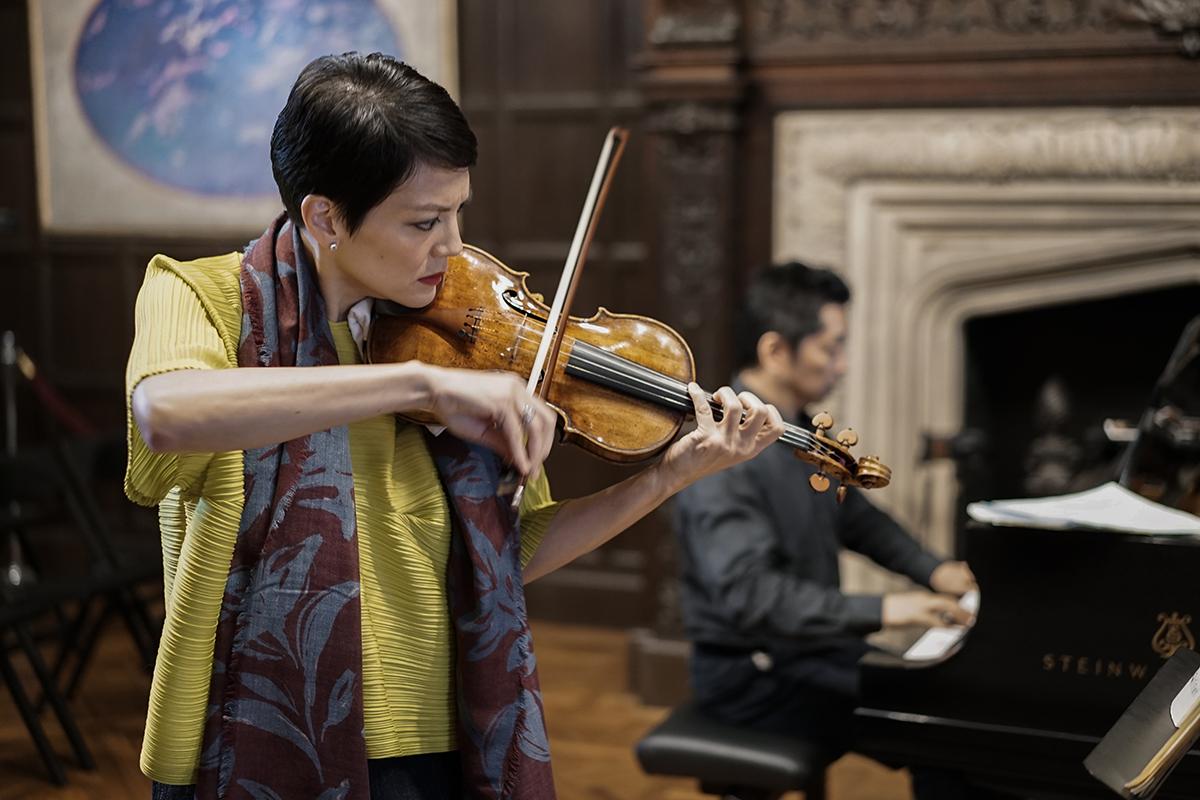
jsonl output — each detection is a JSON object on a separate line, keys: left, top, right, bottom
{"left": 1, "top": 438, "right": 165, "bottom": 782}
{"left": 1, "top": 333, "right": 163, "bottom": 783}
{"left": 0, "top": 446, "right": 106, "bottom": 784}
{"left": 0, "top": 574, "right": 97, "bottom": 784}
{"left": 50, "top": 433, "right": 163, "bottom": 694}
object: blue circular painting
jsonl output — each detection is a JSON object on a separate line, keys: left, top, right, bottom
{"left": 74, "top": 0, "right": 403, "bottom": 197}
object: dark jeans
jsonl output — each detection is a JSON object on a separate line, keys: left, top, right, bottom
{"left": 151, "top": 751, "right": 462, "bottom": 800}
{"left": 691, "top": 643, "right": 861, "bottom": 757}
{"left": 691, "top": 644, "right": 1011, "bottom": 800}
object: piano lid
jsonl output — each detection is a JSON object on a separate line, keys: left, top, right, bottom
{"left": 1121, "top": 315, "right": 1200, "bottom": 515}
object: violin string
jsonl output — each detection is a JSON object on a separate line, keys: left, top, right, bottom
{"left": 409, "top": 312, "right": 848, "bottom": 463}
{"left": 564, "top": 362, "right": 827, "bottom": 455}
{"left": 564, "top": 344, "right": 828, "bottom": 453}
{"left": 561, "top": 354, "right": 844, "bottom": 462}
{"left": 555, "top": 342, "right": 849, "bottom": 463}
{"left": 462, "top": 315, "right": 695, "bottom": 401}
{"left": 458, "top": 322, "right": 847, "bottom": 462}
{"left": 456, "top": 318, "right": 847, "bottom": 462}
{"left": 465, "top": 316, "right": 697, "bottom": 406}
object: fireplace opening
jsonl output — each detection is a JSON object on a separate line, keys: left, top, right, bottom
{"left": 957, "top": 283, "right": 1200, "bottom": 528}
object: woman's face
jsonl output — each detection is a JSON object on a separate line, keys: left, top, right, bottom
{"left": 321, "top": 162, "right": 471, "bottom": 315}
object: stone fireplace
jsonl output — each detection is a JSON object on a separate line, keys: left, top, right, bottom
{"left": 962, "top": 284, "right": 1200, "bottom": 506}
{"left": 773, "top": 109, "right": 1200, "bottom": 594}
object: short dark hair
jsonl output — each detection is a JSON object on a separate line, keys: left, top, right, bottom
{"left": 271, "top": 52, "right": 477, "bottom": 235}
{"left": 733, "top": 261, "right": 851, "bottom": 370}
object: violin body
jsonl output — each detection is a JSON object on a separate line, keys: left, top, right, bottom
{"left": 368, "top": 244, "right": 891, "bottom": 491}
{"left": 367, "top": 245, "right": 697, "bottom": 463}
{"left": 366, "top": 128, "right": 889, "bottom": 492}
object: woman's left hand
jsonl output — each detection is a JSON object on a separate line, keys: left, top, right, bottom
{"left": 657, "top": 384, "right": 785, "bottom": 490}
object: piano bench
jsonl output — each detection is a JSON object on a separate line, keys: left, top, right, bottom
{"left": 635, "top": 702, "right": 830, "bottom": 800}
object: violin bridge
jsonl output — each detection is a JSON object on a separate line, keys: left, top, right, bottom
{"left": 457, "top": 307, "right": 484, "bottom": 344}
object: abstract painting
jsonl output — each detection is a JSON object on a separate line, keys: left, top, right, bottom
{"left": 29, "top": 0, "right": 457, "bottom": 234}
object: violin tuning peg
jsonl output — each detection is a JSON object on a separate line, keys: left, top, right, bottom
{"left": 812, "top": 411, "right": 834, "bottom": 432}
{"left": 836, "top": 428, "right": 858, "bottom": 447}
{"left": 809, "top": 472, "right": 831, "bottom": 493}
{"left": 836, "top": 485, "right": 848, "bottom": 504}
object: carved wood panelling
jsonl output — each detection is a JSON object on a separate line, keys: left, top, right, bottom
{"left": 647, "top": 103, "right": 738, "bottom": 385}
{"left": 648, "top": 0, "right": 740, "bottom": 44}
{"left": 749, "top": 0, "right": 1200, "bottom": 58}
{"left": 1125, "top": 0, "right": 1200, "bottom": 56}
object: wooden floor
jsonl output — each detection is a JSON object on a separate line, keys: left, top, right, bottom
{"left": 0, "top": 620, "right": 911, "bottom": 799}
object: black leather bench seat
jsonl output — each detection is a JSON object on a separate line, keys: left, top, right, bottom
{"left": 636, "top": 702, "right": 829, "bottom": 796}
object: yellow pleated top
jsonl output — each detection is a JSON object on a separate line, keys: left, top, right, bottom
{"left": 124, "top": 252, "right": 560, "bottom": 785}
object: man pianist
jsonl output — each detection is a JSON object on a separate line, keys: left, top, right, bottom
{"left": 671, "top": 261, "right": 988, "bottom": 800}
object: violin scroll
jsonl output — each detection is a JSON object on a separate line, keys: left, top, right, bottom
{"left": 793, "top": 411, "right": 892, "bottom": 499}
{"left": 854, "top": 455, "right": 893, "bottom": 489}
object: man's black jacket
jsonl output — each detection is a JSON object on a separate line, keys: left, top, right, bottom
{"left": 673, "top": 410, "right": 942, "bottom": 656}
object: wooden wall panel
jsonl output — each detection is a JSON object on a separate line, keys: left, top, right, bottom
{"left": 508, "top": 1, "right": 608, "bottom": 94}
{"left": 459, "top": 0, "right": 660, "bottom": 627}
{"left": 2, "top": 0, "right": 45, "bottom": 446}
{"left": 507, "top": 117, "right": 604, "bottom": 239}
{"left": 49, "top": 257, "right": 131, "bottom": 380}
{"left": 458, "top": 0, "right": 498, "bottom": 100}
{"left": 0, "top": 128, "right": 34, "bottom": 245}
{"left": 0, "top": 3, "right": 28, "bottom": 105}
{"left": 596, "top": 114, "right": 648, "bottom": 251}
{"left": 0, "top": 254, "right": 38, "bottom": 377}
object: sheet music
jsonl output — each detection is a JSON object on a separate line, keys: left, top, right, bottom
{"left": 902, "top": 589, "right": 980, "bottom": 662}
{"left": 966, "top": 482, "right": 1200, "bottom": 536}
{"left": 1171, "top": 667, "right": 1200, "bottom": 728}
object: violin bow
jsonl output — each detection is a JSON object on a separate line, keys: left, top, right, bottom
{"left": 507, "top": 126, "right": 629, "bottom": 508}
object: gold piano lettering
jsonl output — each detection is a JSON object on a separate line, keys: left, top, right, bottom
{"left": 1041, "top": 654, "right": 1149, "bottom": 681}
{"left": 1151, "top": 612, "right": 1195, "bottom": 659}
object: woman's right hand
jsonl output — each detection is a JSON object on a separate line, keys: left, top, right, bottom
{"left": 419, "top": 365, "right": 558, "bottom": 478}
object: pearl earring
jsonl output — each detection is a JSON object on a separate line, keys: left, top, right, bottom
{"left": 330, "top": 241, "right": 338, "bottom": 252}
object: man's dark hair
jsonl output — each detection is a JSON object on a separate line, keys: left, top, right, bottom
{"left": 271, "top": 52, "right": 477, "bottom": 235}
{"left": 733, "top": 261, "right": 851, "bottom": 370}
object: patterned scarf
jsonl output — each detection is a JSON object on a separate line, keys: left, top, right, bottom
{"left": 427, "top": 434, "right": 556, "bottom": 798}
{"left": 194, "top": 214, "right": 555, "bottom": 799}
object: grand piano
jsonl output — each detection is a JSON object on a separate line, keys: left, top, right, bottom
{"left": 857, "top": 524, "right": 1200, "bottom": 799}
{"left": 857, "top": 318, "right": 1200, "bottom": 799}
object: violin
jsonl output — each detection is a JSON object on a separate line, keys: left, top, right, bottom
{"left": 365, "top": 244, "right": 892, "bottom": 499}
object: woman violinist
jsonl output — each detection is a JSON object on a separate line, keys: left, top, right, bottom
{"left": 126, "top": 52, "right": 785, "bottom": 800}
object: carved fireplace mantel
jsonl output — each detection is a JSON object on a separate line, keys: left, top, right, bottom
{"left": 774, "top": 108, "right": 1200, "bottom": 593}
